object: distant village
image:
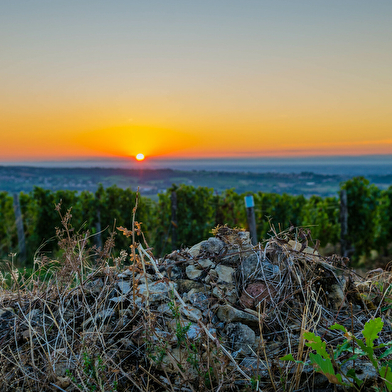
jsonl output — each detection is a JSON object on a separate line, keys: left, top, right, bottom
{"left": 1, "top": 165, "right": 392, "bottom": 198}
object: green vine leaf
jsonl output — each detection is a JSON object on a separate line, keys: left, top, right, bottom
{"left": 363, "top": 318, "right": 383, "bottom": 348}
{"left": 309, "top": 353, "right": 343, "bottom": 385}
{"left": 304, "top": 331, "right": 330, "bottom": 360}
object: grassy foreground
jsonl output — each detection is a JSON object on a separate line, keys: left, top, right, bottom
{"left": 1, "top": 205, "right": 392, "bottom": 391}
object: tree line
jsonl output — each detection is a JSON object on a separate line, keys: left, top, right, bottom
{"left": 0, "top": 177, "right": 391, "bottom": 266}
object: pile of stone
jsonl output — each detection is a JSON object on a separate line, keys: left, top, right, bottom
{"left": 0, "top": 226, "right": 390, "bottom": 391}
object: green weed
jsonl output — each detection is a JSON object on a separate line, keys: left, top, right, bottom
{"left": 282, "top": 318, "right": 392, "bottom": 391}
{"left": 66, "top": 351, "right": 117, "bottom": 392}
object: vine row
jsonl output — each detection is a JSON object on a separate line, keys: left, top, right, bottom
{"left": 0, "top": 177, "right": 391, "bottom": 265}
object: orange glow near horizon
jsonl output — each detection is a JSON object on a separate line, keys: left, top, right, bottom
{"left": 1, "top": 89, "right": 392, "bottom": 161}
{"left": 1, "top": 2, "right": 392, "bottom": 162}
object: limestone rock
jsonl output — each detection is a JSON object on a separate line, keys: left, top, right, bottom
{"left": 176, "top": 279, "right": 209, "bottom": 294}
{"left": 288, "top": 240, "right": 319, "bottom": 260}
{"left": 157, "top": 303, "right": 172, "bottom": 316}
{"left": 205, "top": 269, "right": 218, "bottom": 284}
{"left": 212, "top": 284, "right": 237, "bottom": 304}
{"left": 226, "top": 322, "right": 256, "bottom": 355}
{"left": 138, "top": 281, "right": 174, "bottom": 302}
{"left": 188, "top": 241, "right": 203, "bottom": 258}
{"left": 201, "top": 237, "right": 225, "bottom": 255}
{"left": 117, "top": 280, "right": 131, "bottom": 295}
{"left": 85, "top": 278, "right": 104, "bottom": 296}
{"left": 215, "top": 265, "right": 235, "bottom": 284}
{"left": 196, "top": 258, "right": 215, "bottom": 269}
{"left": 159, "top": 303, "right": 202, "bottom": 322}
{"left": 340, "top": 360, "right": 378, "bottom": 386}
{"left": 186, "top": 324, "right": 202, "bottom": 340}
{"left": 180, "top": 305, "right": 203, "bottom": 322}
{"left": 217, "top": 305, "right": 258, "bottom": 327}
{"left": 240, "top": 254, "right": 280, "bottom": 281}
{"left": 186, "top": 265, "right": 204, "bottom": 280}
{"left": 188, "top": 291, "right": 210, "bottom": 311}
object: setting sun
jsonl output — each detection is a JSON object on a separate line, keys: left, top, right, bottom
{"left": 136, "top": 153, "right": 145, "bottom": 161}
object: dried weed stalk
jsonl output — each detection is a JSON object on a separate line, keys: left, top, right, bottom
{"left": 1, "top": 202, "right": 392, "bottom": 391}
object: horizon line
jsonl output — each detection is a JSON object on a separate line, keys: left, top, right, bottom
{"left": 2, "top": 152, "right": 392, "bottom": 164}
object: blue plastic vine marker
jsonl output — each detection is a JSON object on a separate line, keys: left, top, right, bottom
{"left": 244, "top": 195, "right": 254, "bottom": 208}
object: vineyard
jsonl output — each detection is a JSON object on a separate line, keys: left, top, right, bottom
{"left": 0, "top": 176, "right": 392, "bottom": 266}
{"left": 1, "top": 177, "right": 392, "bottom": 391}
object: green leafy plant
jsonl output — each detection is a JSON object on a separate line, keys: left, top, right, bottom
{"left": 282, "top": 318, "right": 392, "bottom": 390}
{"left": 66, "top": 352, "right": 117, "bottom": 392}
{"left": 168, "top": 299, "right": 192, "bottom": 345}
{"left": 250, "top": 374, "right": 261, "bottom": 390}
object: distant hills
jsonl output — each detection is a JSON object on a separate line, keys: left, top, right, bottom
{"left": 1, "top": 165, "right": 392, "bottom": 198}
{"left": 3, "top": 155, "right": 392, "bottom": 175}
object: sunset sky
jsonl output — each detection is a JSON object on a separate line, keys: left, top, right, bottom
{"left": 1, "top": 1, "right": 392, "bottom": 162}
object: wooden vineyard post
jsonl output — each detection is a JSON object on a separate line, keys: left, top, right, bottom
{"left": 95, "top": 208, "right": 103, "bottom": 250}
{"left": 244, "top": 194, "right": 257, "bottom": 245}
{"left": 340, "top": 189, "right": 349, "bottom": 257}
{"left": 171, "top": 190, "right": 178, "bottom": 250}
{"left": 13, "top": 193, "right": 27, "bottom": 263}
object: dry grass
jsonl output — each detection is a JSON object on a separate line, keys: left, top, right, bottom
{"left": 1, "top": 204, "right": 392, "bottom": 391}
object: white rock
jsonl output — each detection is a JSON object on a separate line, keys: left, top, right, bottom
{"left": 188, "top": 242, "right": 203, "bottom": 258}
{"left": 138, "top": 281, "right": 174, "bottom": 303}
{"left": 157, "top": 302, "right": 202, "bottom": 322}
{"left": 196, "top": 259, "right": 215, "bottom": 269}
{"left": 201, "top": 238, "right": 225, "bottom": 254}
{"left": 186, "top": 265, "right": 203, "bottom": 280}
{"left": 180, "top": 306, "right": 202, "bottom": 322}
{"left": 117, "top": 280, "right": 131, "bottom": 294}
{"left": 215, "top": 265, "right": 235, "bottom": 284}
{"left": 217, "top": 305, "right": 258, "bottom": 327}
